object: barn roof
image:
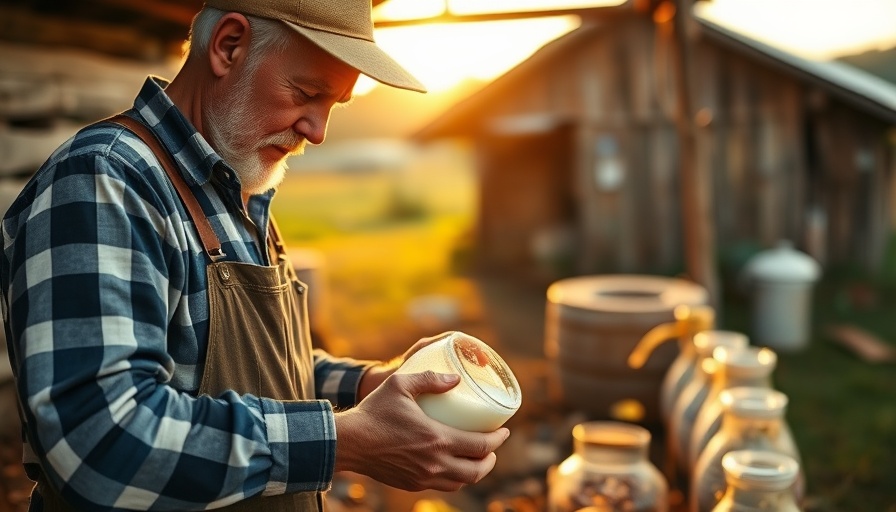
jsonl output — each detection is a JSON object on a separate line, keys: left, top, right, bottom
{"left": 414, "top": 24, "right": 600, "bottom": 140}
{"left": 698, "top": 15, "right": 896, "bottom": 125}
{"left": 415, "top": 10, "right": 896, "bottom": 140}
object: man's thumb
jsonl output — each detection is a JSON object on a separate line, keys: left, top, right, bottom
{"left": 403, "top": 370, "right": 459, "bottom": 395}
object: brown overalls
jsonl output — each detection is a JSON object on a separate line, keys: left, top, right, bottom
{"left": 35, "top": 115, "right": 323, "bottom": 511}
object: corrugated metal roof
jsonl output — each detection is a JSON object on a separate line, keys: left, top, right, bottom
{"left": 416, "top": 9, "right": 896, "bottom": 140}
{"left": 695, "top": 14, "right": 896, "bottom": 125}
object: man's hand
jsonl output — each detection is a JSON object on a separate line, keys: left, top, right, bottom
{"left": 356, "top": 332, "right": 454, "bottom": 401}
{"left": 335, "top": 369, "right": 510, "bottom": 492}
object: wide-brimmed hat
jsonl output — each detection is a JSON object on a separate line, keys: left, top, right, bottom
{"left": 204, "top": 0, "right": 426, "bottom": 93}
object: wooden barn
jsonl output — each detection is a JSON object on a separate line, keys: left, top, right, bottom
{"left": 414, "top": 4, "right": 896, "bottom": 288}
{"left": 0, "top": 0, "right": 203, "bottom": 212}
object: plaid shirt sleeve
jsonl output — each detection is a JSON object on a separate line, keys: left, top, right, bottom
{"left": 313, "top": 350, "right": 379, "bottom": 407}
{"left": 1, "top": 135, "right": 344, "bottom": 509}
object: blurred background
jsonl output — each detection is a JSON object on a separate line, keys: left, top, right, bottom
{"left": 1, "top": 0, "right": 895, "bottom": 511}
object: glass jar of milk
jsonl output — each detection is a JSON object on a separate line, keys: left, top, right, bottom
{"left": 395, "top": 331, "right": 522, "bottom": 432}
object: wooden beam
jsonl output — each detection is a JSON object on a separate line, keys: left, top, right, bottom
{"left": 89, "top": 0, "right": 201, "bottom": 26}
{"left": 669, "top": 0, "right": 720, "bottom": 308}
{"left": 374, "top": 4, "right": 638, "bottom": 28}
{"left": 0, "top": 6, "right": 169, "bottom": 60}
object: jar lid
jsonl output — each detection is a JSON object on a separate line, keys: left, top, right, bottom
{"left": 743, "top": 240, "right": 821, "bottom": 283}
{"left": 693, "top": 330, "right": 750, "bottom": 357}
{"left": 448, "top": 333, "right": 522, "bottom": 411}
{"left": 721, "top": 387, "right": 788, "bottom": 418}
{"left": 713, "top": 345, "right": 777, "bottom": 377}
{"left": 722, "top": 450, "right": 799, "bottom": 491}
{"left": 573, "top": 420, "right": 651, "bottom": 448}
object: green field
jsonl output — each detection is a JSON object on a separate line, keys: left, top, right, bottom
{"left": 271, "top": 159, "right": 479, "bottom": 356}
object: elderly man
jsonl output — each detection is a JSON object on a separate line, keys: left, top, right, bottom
{"left": 0, "top": 1, "right": 510, "bottom": 510}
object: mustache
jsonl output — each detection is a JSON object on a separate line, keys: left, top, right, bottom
{"left": 264, "top": 132, "right": 305, "bottom": 155}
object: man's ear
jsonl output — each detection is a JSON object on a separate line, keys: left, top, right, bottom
{"left": 208, "top": 13, "right": 252, "bottom": 78}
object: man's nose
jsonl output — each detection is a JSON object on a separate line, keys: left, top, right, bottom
{"left": 293, "top": 110, "right": 330, "bottom": 146}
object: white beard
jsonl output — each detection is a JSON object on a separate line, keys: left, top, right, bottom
{"left": 205, "top": 69, "right": 305, "bottom": 194}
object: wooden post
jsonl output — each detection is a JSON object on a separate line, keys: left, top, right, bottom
{"left": 671, "top": 0, "right": 720, "bottom": 310}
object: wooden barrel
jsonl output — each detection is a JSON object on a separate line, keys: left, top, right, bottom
{"left": 545, "top": 274, "right": 708, "bottom": 424}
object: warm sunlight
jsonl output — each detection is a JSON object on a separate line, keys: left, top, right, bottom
{"left": 696, "top": 0, "right": 896, "bottom": 59}
{"left": 354, "top": 0, "right": 636, "bottom": 95}
{"left": 357, "top": 0, "right": 896, "bottom": 96}
{"left": 355, "top": 15, "right": 581, "bottom": 95}
{"left": 375, "top": 0, "right": 626, "bottom": 19}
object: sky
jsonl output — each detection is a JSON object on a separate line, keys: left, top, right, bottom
{"left": 356, "top": 0, "right": 896, "bottom": 95}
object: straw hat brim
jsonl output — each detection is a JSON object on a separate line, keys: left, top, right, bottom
{"left": 283, "top": 21, "right": 427, "bottom": 94}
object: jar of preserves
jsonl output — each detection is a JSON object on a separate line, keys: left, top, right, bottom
{"left": 547, "top": 421, "right": 668, "bottom": 512}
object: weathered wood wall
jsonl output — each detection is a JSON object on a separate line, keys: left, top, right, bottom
{"left": 468, "top": 16, "right": 895, "bottom": 281}
{"left": 0, "top": 43, "right": 174, "bottom": 214}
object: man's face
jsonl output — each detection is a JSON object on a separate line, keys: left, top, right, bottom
{"left": 205, "top": 31, "right": 360, "bottom": 194}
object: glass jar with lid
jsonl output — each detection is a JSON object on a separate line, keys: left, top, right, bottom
{"left": 668, "top": 331, "right": 749, "bottom": 475}
{"left": 688, "top": 345, "right": 778, "bottom": 471}
{"left": 711, "top": 450, "right": 801, "bottom": 512}
{"left": 690, "top": 387, "right": 803, "bottom": 512}
{"left": 547, "top": 421, "right": 668, "bottom": 512}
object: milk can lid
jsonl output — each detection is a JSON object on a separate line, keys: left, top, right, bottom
{"left": 744, "top": 240, "right": 821, "bottom": 283}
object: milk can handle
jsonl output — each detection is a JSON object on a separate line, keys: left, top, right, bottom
{"left": 627, "top": 304, "right": 715, "bottom": 369}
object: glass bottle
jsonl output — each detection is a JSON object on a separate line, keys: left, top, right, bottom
{"left": 547, "top": 421, "right": 668, "bottom": 512}
{"left": 687, "top": 345, "right": 777, "bottom": 471}
{"left": 711, "top": 450, "right": 801, "bottom": 512}
{"left": 667, "top": 331, "right": 748, "bottom": 475}
{"left": 628, "top": 304, "right": 716, "bottom": 426}
{"left": 690, "top": 387, "right": 804, "bottom": 512}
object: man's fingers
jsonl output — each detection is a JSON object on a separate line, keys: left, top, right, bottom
{"left": 451, "top": 428, "right": 510, "bottom": 459}
{"left": 471, "top": 451, "right": 498, "bottom": 483}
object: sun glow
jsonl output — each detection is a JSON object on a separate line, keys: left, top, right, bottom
{"left": 375, "top": 0, "right": 625, "bottom": 19}
{"left": 696, "top": 0, "right": 896, "bottom": 59}
{"left": 356, "top": 15, "right": 581, "bottom": 95}
{"left": 356, "top": 0, "right": 896, "bottom": 96}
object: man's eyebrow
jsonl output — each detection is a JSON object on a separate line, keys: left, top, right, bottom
{"left": 292, "top": 76, "right": 334, "bottom": 94}
{"left": 293, "top": 75, "right": 354, "bottom": 104}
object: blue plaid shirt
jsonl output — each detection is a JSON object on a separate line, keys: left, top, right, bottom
{"left": 1, "top": 77, "right": 373, "bottom": 510}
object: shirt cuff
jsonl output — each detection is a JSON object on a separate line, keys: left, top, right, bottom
{"left": 259, "top": 398, "right": 336, "bottom": 495}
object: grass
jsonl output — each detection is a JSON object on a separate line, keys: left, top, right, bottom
{"left": 272, "top": 166, "right": 896, "bottom": 511}
{"left": 722, "top": 281, "right": 896, "bottom": 512}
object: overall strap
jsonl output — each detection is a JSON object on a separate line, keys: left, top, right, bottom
{"left": 105, "top": 114, "right": 226, "bottom": 261}
{"left": 267, "top": 216, "right": 299, "bottom": 280}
